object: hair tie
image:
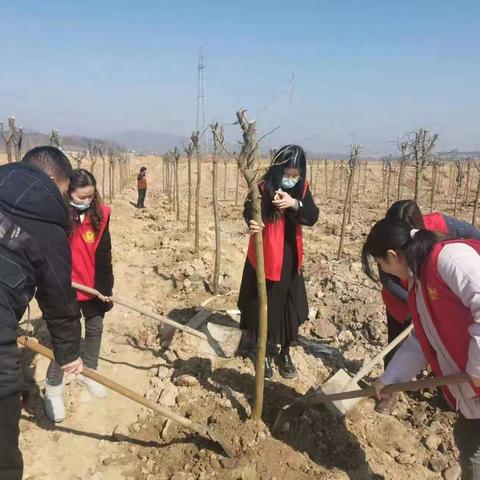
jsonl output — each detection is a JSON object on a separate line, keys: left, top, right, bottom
{"left": 410, "top": 229, "right": 419, "bottom": 239}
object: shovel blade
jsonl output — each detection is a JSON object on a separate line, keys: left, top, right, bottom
{"left": 320, "top": 369, "right": 362, "bottom": 416}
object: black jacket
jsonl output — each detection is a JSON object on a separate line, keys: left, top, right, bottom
{"left": 0, "top": 163, "right": 81, "bottom": 398}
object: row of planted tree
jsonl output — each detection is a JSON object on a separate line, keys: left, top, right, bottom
{"left": 0, "top": 116, "right": 132, "bottom": 204}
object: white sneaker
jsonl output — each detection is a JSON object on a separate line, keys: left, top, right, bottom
{"left": 44, "top": 382, "right": 66, "bottom": 423}
{"left": 77, "top": 374, "right": 107, "bottom": 398}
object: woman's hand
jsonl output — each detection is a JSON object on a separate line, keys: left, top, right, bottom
{"left": 272, "top": 190, "right": 296, "bottom": 210}
{"left": 373, "top": 379, "right": 387, "bottom": 400}
{"left": 98, "top": 293, "right": 112, "bottom": 303}
{"left": 248, "top": 220, "right": 265, "bottom": 235}
{"left": 470, "top": 375, "right": 480, "bottom": 388}
{"left": 61, "top": 357, "right": 84, "bottom": 375}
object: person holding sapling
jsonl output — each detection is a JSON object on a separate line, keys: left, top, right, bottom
{"left": 362, "top": 218, "right": 480, "bottom": 477}
{"left": 237, "top": 145, "right": 319, "bottom": 379}
{"left": 376, "top": 199, "right": 480, "bottom": 414}
{"left": 44, "top": 169, "right": 114, "bottom": 422}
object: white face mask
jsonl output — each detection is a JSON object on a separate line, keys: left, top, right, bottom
{"left": 70, "top": 198, "right": 92, "bottom": 212}
{"left": 281, "top": 176, "right": 300, "bottom": 190}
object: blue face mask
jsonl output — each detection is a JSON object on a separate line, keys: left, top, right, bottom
{"left": 70, "top": 199, "right": 92, "bottom": 212}
{"left": 281, "top": 176, "right": 300, "bottom": 190}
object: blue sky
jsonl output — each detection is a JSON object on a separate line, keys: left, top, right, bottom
{"left": 0, "top": 0, "right": 478, "bottom": 154}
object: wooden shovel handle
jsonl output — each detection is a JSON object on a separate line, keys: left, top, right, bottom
{"left": 17, "top": 336, "right": 206, "bottom": 433}
{"left": 72, "top": 282, "right": 208, "bottom": 341}
{"left": 320, "top": 372, "right": 470, "bottom": 404}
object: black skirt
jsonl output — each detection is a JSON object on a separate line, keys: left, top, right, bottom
{"left": 237, "top": 218, "right": 309, "bottom": 346}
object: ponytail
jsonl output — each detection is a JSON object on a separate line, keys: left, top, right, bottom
{"left": 406, "top": 229, "right": 438, "bottom": 277}
{"left": 362, "top": 217, "right": 439, "bottom": 280}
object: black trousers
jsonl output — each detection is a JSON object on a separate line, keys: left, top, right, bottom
{"left": 384, "top": 312, "right": 411, "bottom": 368}
{"left": 0, "top": 393, "right": 23, "bottom": 480}
{"left": 137, "top": 188, "right": 147, "bottom": 208}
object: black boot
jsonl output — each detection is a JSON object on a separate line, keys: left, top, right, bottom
{"left": 278, "top": 348, "right": 297, "bottom": 379}
{"left": 264, "top": 355, "right": 273, "bottom": 379}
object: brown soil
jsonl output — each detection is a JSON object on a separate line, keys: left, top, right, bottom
{"left": 9, "top": 153, "right": 470, "bottom": 480}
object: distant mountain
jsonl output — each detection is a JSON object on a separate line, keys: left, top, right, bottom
{"left": 104, "top": 131, "right": 186, "bottom": 153}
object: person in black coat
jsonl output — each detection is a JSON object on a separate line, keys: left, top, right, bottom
{"left": 237, "top": 145, "right": 319, "bottom": 379}
{"left": 0, "top": 146, "right": 82, "bottom": 480}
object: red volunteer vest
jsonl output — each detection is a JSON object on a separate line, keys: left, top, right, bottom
{"left": 382, "top": 212, "right": 449, "bottom": 323}
{"left": 247, "top": 181, "right": 308, "bottom": 282}
{"left": 70, "top": 204, "right": 110, "bottom": 301}
{"left": 408, "top": 239, "right": 480, "bottom": 405}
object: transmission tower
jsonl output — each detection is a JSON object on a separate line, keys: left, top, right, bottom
{"left": 195, "top": 48, "right": 208, "bottom": 154}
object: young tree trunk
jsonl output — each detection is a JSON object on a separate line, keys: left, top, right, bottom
{"left": 397, "top": 162, "right": 405, "bottom": 201}
{"left": 223, "top": 161, "right": 228, "bottom": 201}
{"left": 430, "top": 164, "right": 438, "bottom": 213}
{"left": 236, "top": 112, "right": 267, "bottom": 421}
{"left": 463, "top": 160, "right": 472, "bottom": 207}
{"left": 338, "top": 166, "right": 356, "bottom": 259}
{"left": 362, "top": 160, "right": 368, "bottom": 195}
{"left": 386, "top": 165, "right": 392, "bottom": 206}
{"left": 192, "top": 134, "right": 202, "bottom": 255}
{"left": 187, "top": 154, "right": 193, "bottom": 231}
{"left": 211, "top": 127, "right": 223, "bottom": 295}
{"left": 381, "top": 164, "right": 387, "bottom": 201}
{"left": 102, "top": 155, "right": 106, "bottom": 200}
{"left": 472, "top": 173, "right": 480, "bottom": 226}
{"left": 235, "top": 167, "right": 240, "bottom": 206}
{"left": 414, "top": 166, "right": 421, "bottom": 202}
{"left": 175, "top": 155, "right": 180, "bottom": 221}
{"left": 324, "top": 159, "right": 328, "bottom": 196}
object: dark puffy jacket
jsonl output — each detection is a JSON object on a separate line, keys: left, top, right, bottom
{"left": 0, "top": 162, "right": 80, "bottom": 398}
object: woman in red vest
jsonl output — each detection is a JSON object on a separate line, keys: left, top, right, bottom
{"left": 44, "top": 169, "right": 114, "bottom": 422}
{"left": 377, "top": 200, "right": 480, "bottom": 413}
{"left": 237, "top": 145, "right": 319, "bottom": 379}
{"left": 362, "top": 218, "right": 480, "bottom": 477}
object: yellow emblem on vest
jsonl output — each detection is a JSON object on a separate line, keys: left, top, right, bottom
{"left": 427, "top": 286, "right": 439, "bottom": 302}
{"left": 83, "top": 230, "right": 96, "bottom": 244}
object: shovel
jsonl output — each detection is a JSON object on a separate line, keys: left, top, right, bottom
{"left": 17, "top": 336, "right": 233, "bottom": 458}
{"left": 72, "top": 282, "right": 208, "bottom": 341}
{"left": 272, "top": 371, "right": 470, "bottom": 433}
{"left": 273, "top": 323, "right": 413, "bottom": 427}
{"left": 316, "top": 323, "right": 414, "bottom": 416}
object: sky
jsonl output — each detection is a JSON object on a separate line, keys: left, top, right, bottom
{"left": 0, "top": 0, "right": 479, "bottom": 155}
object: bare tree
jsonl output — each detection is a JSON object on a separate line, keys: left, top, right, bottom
{"left": 382, "top": 155, "right": 393, "bottom": 205}
{"left": 192, "top": 131, "right": 202, "bottom": 254}
{"left": 338, "top": 144, "right": 361, "bottom": 259}
{"left": 210, "top": 123, "right": 224, "bottom": 294}
{"left": 173, "top": 147, "right": 181, "bottom": 221}
{"left": 463, "top": 157, "right": 472, "bottom": 207}
{"left": 396, "top": 141, "right": 409, "bottom": 201}
{"left": 183, "top": 140, "right": 195, "bottom": 232}
{"left": 453, "top": 158, "right": 464, "bottom": 217}
{"left": 407, "top": 128, "right": 438, "bottom": 202}
{"left": 472, "top": 161, "right": 480, "bottom": 226}
{"left": 88, "top": 142, "right": 98, "bottom": 175}
{"left": 50, "top": 129, "right": 61, "bottom": 148}
{"left": 69, "top": 150, "right": 87, "bottom": 169}
{"left": 108, "top": 148, "right": 116, "bottom": 202}
{"left": 429, "top": 157, "right": 440, "bottom": 213}
{"left": 98, "top": 145, "right": 107, "bottom": 200}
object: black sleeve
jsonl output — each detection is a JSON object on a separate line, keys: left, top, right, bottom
{"left": 444, "top": 215, "right": 480, "bottom": 240}
{"left": 94, "top": 219, "right": 114, "bottom": 297}
{"left": 294, "top": 188, "right": 319, "bottom": 226}
{"left": 34, "top": 225, "right": 81, "bottom": 366}
{"left": 243, "top": 194, "right": 253, "bottom": 226}
{"left": 378, "top": 267, "right": 408, "bottom": 303}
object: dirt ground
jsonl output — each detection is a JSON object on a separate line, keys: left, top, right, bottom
{"left": 4, "top": 152, "right": 473, "bottom": 479}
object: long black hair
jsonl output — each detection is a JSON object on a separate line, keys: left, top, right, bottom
{"left": 361, "top": 217, "right": 438, "bottom": 280}
{"left": 386, "top": 200, "right": 425, "bottom": 229}
{"left": 260, "top": 144, "right": 307, "bottom": 221}
{"left": 67, "top": 169, "right": 103, "bottom": 236}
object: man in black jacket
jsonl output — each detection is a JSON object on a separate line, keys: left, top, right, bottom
{"left": 0, "top": 146, "right": 83, "bottom": 480}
